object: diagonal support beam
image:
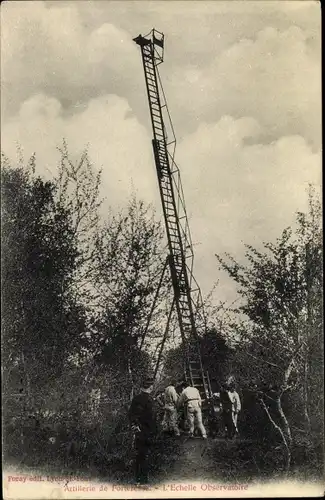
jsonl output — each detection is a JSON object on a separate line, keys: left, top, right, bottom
{"left": 153, "top": 296, "right": 176, "bottom": 380}
{"left": 139, "top": 255, "right": 169, "bottom": 350}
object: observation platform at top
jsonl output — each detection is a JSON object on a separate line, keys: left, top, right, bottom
{"left": 133, "top": 28, "right": 165, "bottom": 63}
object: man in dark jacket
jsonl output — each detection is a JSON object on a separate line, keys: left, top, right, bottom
{"left": 128, "top": 378, "right": 157, "bottom": 484}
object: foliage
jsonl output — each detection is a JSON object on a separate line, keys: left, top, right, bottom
{"left": 215, "top": 186, "right": 323, "bottom": 472}
{"left": 2, "top": 142, "right": 322, "bottom": 482}
{"left": 1, "top": 146, "right": 170, "bottom": 470}
{"left": 161, "top": 326, "right": 234, "bottom": 392}
{"left": 1, "top": 156, "right": 84, "bottom": 397}
{"left": 78, "top": 196, "right": 170, "bottom": 396}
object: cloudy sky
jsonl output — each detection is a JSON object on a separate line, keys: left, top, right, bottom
{"left": 1, "top": 0, "right": 321, "bottom": 305}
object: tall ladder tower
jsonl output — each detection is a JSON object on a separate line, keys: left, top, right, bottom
{"left": 134, "top": 29, "right": 212, "bottom": 402}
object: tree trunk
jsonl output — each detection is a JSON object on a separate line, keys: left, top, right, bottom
{"left": 304, "top": 242, "right": 312, "bottom": 434}
{"left": 260, "top": 398, "right": 291, "bottom": 474}
{"left": 127, "top": 357, "right": 134, "bottom": 401}
{"left": 303, "top": 357, "right": 312, "bottom": 434}
{"left": 275, "top": 393, "right": 292, "bottom": 446}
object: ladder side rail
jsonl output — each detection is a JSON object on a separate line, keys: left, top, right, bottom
{"left": 139, "top": 43, "right": 194, "bottom": 350}
{"left": 139, "top": 45, "right": 162, "bottom": 145}
{"left": 140, "top": 43, "right": 200, "bottom": 346}
{"left": 135, "top": 33, "right": 210, "bottom": 400}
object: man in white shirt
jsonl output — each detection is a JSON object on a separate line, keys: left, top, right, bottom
{"left": 227, "top": 383, "right": 241, "bottom": 436}
{"left": 178, "top": 383, "right": 207, "bottom": 439}
{"left": 162, "top": 381, "right": 180, "bottom": 436}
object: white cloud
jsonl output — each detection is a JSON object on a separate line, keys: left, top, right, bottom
{"left": 2, "top": 1, "right": 321, "bottom": 149}
{"left": 1, "top": 2, "right": 141, "bottom": 119}
{"left": 1, "top": 1, "right": 321, "bottom": 305}
{"left": 2, "top": 93, "right": 158, "bottom": 210}
{"left": 171, "top": 25, "right": 321, "bottom": 148}
{"left": 177, "top": 116, "right": 321, "bottom": 299}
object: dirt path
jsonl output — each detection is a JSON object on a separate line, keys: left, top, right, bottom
{"left": 153, "top": 436, "right": 234, "bottom": 484}
{"left": 166, "top": 437, "right": 216, "bottom": 482}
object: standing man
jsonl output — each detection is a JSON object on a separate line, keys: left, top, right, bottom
{"left": 162, "top": 381, "right": 180, "bottom": 436}
{"left": 128, "top": 378, "right": 157, "bottom": 484}
{"left": 228, "top": 382, "right": 241, "bottom": 436}
{"left": 220, "top": 382, "right": 241, "bottom": 439}
{"left": 178, "top": 382, "right": 207, "bottom": 439}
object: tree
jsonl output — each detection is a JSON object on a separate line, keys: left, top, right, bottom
{"left": 55, "top": 141, "right": 103, "bottom": 308}
{"left": 78, "top": 196, "right": 170, "bottom": 400}
{"left": 215, "top": 187, "right": 322, "bottom": 472}
{"left": 1, "top": 156, "right": 86, "bottom": 422}
{"left": 1, "top": 146, "right": 178, "bottom": 466}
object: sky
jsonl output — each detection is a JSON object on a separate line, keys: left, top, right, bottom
{"left": 1, "top": 0, "right": 321, "bottom": 306}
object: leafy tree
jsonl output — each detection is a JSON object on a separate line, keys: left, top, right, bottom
{"left": 55, "top": 141, "right": 103, "bottom": 307}
{"left": 84, "top": 197, "right": 169, "bottom": 399}
{"left": 1, "top": 146, "right": 177, "bottom": 468}
{"left": 215, "top": 187, "right": 322, "bottom": 472}
{"left": 1, "top": 157, "right": 86, "bottom": 422}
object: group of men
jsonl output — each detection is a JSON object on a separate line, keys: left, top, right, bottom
{"left": 156, "top": 380, "right": 207, "bottom": 438}
{"left": 128, "top": 377, "right": 241, "bottom": 484}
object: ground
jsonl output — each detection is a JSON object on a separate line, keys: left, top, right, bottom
{"left": 6, "top": 430, "right": 323, "bottom": 487}
{"left": 12, "top": 434, "right": 254, "bottom": 485}
{"left": 159, "top": 436, "right": 218, "bottom": 482}
{"left": 101, "top": 434, "right": 262, "bottom": 485}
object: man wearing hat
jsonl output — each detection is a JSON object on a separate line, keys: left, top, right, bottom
{"left": 128, "top": 377, "right": 157, "bottom": 484}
